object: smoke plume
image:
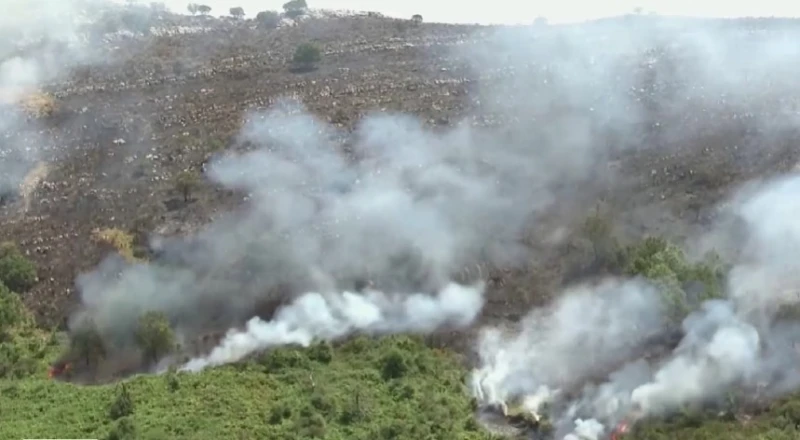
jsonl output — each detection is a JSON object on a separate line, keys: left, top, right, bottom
{"left": 183, "top": 281, "right": 483, "bottom": 371}
{"left": 60, "top": 10, "right": 800, "bottom": 434}
{"left": 472, "top": 172, "right": 800, "bottom": 437}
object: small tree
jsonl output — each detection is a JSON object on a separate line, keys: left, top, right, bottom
{"left": 134, "top": 311, "right": 175, "bottom": 365}
{"left": 380, "top": 349, "right": 408, "bottom": 380}
{"left": 411, "top": 14, "right": 423, "bottom": 24}
{"left": 0, "top": 242, "right": 37, "bottom": 293}
{"left": 197, "top": 4, "right": 211, "bottom": 15}
{"left": 70, "top": 319, "right": 107, "bottom": 367}
{"left": 174, "top": 170, "right": 199, "bottom": 202}
{"left": 187, "top": 3, "right": 198, "bottom": 14}
{"left": 283, "top": 0, "right": 307, "bottom": 18}
{"left": 292, "top": 43, "right": 322, "bottom": 72}
{"left": 229, "top": 7, "right": 245, "bottom": 18}
{"left": 256, "top": 10, "right": 281, "bottom": 29}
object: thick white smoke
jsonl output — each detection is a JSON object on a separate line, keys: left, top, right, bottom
{"left": 182, "top": 281, "right": 484, "bottom": 371}
{"left": 472, "top": 173, "right": 800, "bottom": 438}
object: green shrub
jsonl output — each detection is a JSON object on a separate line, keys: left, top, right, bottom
{"left": 69, "top": 318, "right": 106, "bottom": 364}
{"left": 292, "top": 43, "right": 322, "bottom": 70}
{"left": 107, "top": 416, "right": 136, "bottom": 440}
{"left": 109, "top": 384, "right": 134, "bottom": 420}
{"left": 0, "top": 282, "right": 24, "bottom": 336}
{"left": 380, "top": 349, "right": 408, "bottom": 380}
{"left": 134, "top": 311, "right": 175, "bottom": 365}
{"left": 307, "top": 340, "right": 333, "bottom": 364}
{"left": 0, "top": 242, "right": 37, "bottom": 292}
{"left": 174, "top": 170, "right": 200, "bottom": 202}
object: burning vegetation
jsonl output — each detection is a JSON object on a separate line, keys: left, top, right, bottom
{"left": 5, "top": 1, "right": 800, "bottom": 439}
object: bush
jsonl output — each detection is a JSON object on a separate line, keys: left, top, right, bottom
{"left": 380, "top": 349, "right": 409, "bottom": 380}
{"left": 134, "top": 311, "right": 175, "bottom": 365}
{"left": 109, "top": 384, "right": 134, "bottom": 420}
{"left": 307, "top": 341, "right": 333, "bottom": 364}
{"left": 0, "top": 282, "right": 24, "bottom": 336}
{"left": 581, "top": 208, "right": 617, "bottom": 265}
{"left": 620, "top": 236, "right": 725, "bottom": 321}
{"left": 0, "top": 242, "right": 37, "bottom": 293}
{"left": 107, "top": 416, "right": 136, "bottom": 440}
{"left": 292, "top": 43, "right": 322, "bottom": 71}
{"left": 174, "top": 170, "right": 200, "bottom": 202}
{"left": 70, "top": 319, "right": 107, "bottom": 367}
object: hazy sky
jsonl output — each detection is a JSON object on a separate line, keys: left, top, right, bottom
{"left": 150, "top": 0, "right": 800, "bottom": 24}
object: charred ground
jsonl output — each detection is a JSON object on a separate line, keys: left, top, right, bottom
{"left": 6, "top": 12, "right": 799, "bottom": 329}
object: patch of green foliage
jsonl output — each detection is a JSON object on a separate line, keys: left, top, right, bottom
{"left": 292, "top": 43, "right": 322, "bottom": 69}
{"left": 581, "top": 212, "right": 725, "bottom": 322}
{"left": 0, "top": 335, "right": 493, "bottom": 440}
{"left": 0, "top": 281, "right": 59, "bottom": 379}
{"left": 0, "top": 241, "right": 37, "bottom": 293}
{"left": 619, "top": 236, "right": 725, "bottom": 321}
{"left": 628, "top": 397, "right": 800, "bottom": 440}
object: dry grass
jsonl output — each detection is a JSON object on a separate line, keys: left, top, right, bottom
{"left": 0, "top": 89, "right": 58, "bottom": 118}
{"left": 91, "top": 228, "right": 140, "bottom": 263}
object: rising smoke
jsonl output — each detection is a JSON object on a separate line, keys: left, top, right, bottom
{"left": 0, "top": 0, "right": 156, "bottom": 197}
{"left": 472, "top": 173, "right": 800, "bottom": 438}
{"left": 51, "top": 7, "right": 800, "bottom": 439}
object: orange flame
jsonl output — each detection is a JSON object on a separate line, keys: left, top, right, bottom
{"left": 48, "top": 362, "right": 72, "bottom": 379}
{"left": 610, "top": 420, "right": 630, "bottom": 440}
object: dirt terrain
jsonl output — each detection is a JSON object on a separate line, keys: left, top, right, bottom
{"left": 2, "top": 9, "right": 799, "bottom": 342}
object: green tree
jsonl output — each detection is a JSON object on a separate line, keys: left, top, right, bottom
{"left": 197, "top": 4, "right": 211, "bottom": 14}
{"left": 187, "top": 3, "right": 199, "bottom": 14}
{"left": 0, "top": 242, "right": 37, "bottom": 293}
{"left": 229, "top": 6, "right": 245, "bottom": 18}
{"left": 581, "top": 208, "right": 619, "bottom": 267}
{"left": 256, "top": 10, "right": 281, "bottom": 29}
{"left": 174, "top": 170, "right": 199, "bottom": 202}
{"left": 134, "top": 311, "right": 175, "bottom": 364}
{"left": 380, "top": 349, "right": 408, "bottom": 380}
{"left": 70, "top": 319, "right": 107, "bottom": 367}
{"left": 292, "top": 43, "right": 322, "bottom": 72}
{"left": 283, "top": 0, "right": 307, "bottom": 18}
{"left": 621, "top": 236, "right": 724, "bottom": 321}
